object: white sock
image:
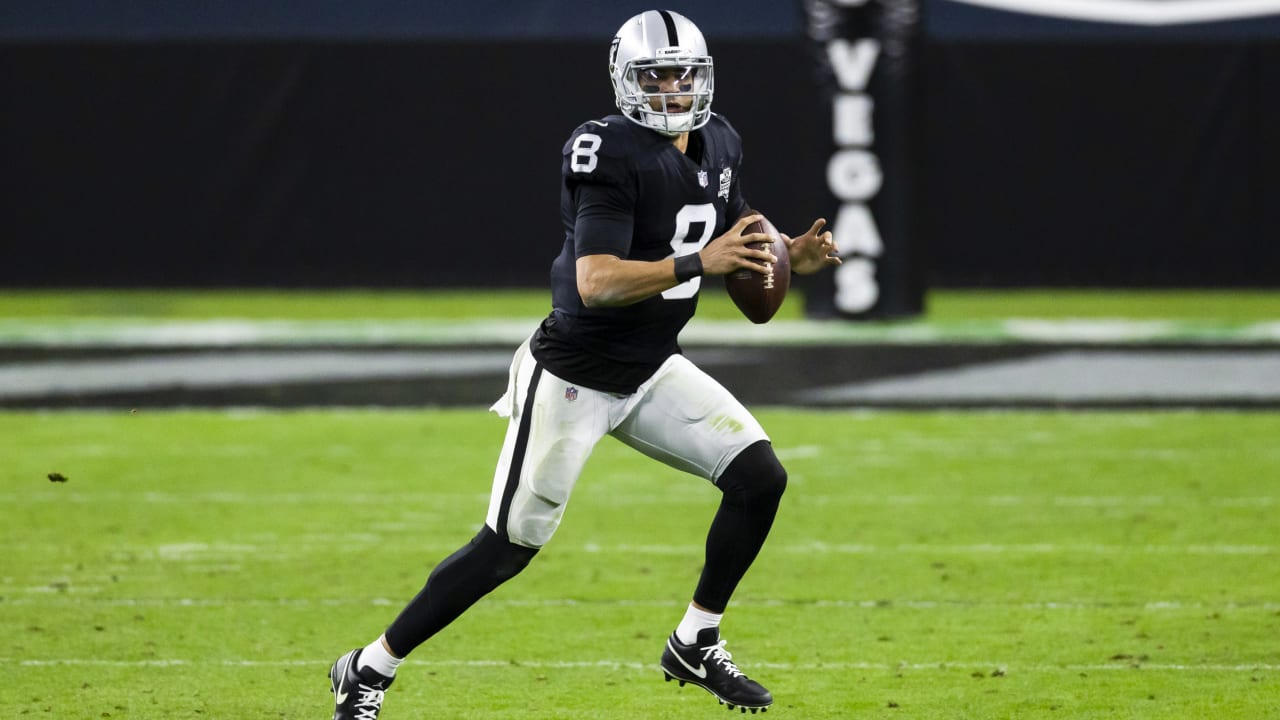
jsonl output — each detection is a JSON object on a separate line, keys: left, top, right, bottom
{"left": 675, "top": 604, "right": 723, "bottom": 645}
{"left": 357, "top": 634, "right": 404, "bottom": 678}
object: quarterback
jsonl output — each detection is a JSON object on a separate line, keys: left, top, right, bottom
{"left": 329, "top": 9, "right": 839, "bottom": 718}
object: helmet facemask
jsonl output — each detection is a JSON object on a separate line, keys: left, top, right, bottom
{"left": 609, "top": 10, "right": 715, "bottom": 136}
{"left": 615, "top": 55, "right": 714, "bottom": 135}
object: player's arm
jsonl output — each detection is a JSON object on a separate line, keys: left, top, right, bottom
{"left": 576, "top": 254, "right": 679, "bottom": 308}
{"left": 572, "top": 186, "right": 774, "bottom": 308}
{"left": 577, "top": 214, "right": 774, "bottom": 307}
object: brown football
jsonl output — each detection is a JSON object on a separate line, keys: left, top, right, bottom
{"left": 724, "top": 216, "right": 790, "bottom": 324}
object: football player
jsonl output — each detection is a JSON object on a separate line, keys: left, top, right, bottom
{"left": 329, "top": 9, "right": 840, "bottom": 718}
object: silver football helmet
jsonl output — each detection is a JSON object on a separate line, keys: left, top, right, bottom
{"left": 609, "top": 10, "right": 714, "bottom": 136}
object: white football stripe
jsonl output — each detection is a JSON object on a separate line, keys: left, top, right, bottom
{"left": 0, "top": 350, "right": 515, "bottom": 399}
{"left": 0, "top": 541, "right": 1272, "bottom": 560}
{"left": 5, "top": 596, "right": 1278, "bottom": 611}
{"left": 945, "top": 0, "right": 1280, "bottom": 25}
{"left": 791, "top": 351, "right": 1280, "bottom": 403}
{"left": 6, "top": 657, "right": 1277, "bottom": 672}
{"left": 4, "top": 492, "right": 1272, "bottom": 507}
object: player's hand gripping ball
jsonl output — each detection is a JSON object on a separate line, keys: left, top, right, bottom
{"left": 725, "top": 215, "right": 790, "bottom": 324}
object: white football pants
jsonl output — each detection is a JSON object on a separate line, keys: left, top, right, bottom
{"left": 484, "top": 337, "right": 769, "bottom": 549}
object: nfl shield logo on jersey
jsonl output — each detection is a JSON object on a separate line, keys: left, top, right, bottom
{"left": 564, "top": 386, "right": 578, "bottom": 402}
{"left": 697, "top": 170, "right": 708, "bottom": 188}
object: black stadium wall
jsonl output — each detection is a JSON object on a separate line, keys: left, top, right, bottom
{"left": 921, "top": 1, "right": 1280, "bottom": 288}
{"left": 2, "top": 0, "right": 1278, "bottom": 291}
{"left": 0, "top": 38, "right": 827, "bottom": 289}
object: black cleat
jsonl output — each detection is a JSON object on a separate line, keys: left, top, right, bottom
{"left": 329, "top": 649, "right": 394, "bottom": 720}
{"left": 660, "top": 628, "right": 772, "bottom": 712}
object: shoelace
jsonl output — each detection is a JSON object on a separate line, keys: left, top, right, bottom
{"left": 698, "top": 639, "right": 746, "bottom": 678}
{"left": 352, "top": 684, "right": 386, "bottom": 720}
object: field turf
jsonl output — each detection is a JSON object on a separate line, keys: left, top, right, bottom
{"left": 3, "top": 409, "right": 1277, "bottom": 718}
{"left": 3, "top": 288, "right": 1280, "bottom": 321}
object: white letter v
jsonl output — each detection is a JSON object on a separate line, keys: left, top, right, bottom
{"left": 827, "top": 38, "right": 881, "bottom": 92}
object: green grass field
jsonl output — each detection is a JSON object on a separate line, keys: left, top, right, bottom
{"left": 2, "top": 288, "right": 1280, "bottom": 321}
{"left": 3, "top": 409, "right": 1277, "bottom": 719}
{"left": 3, "top": 288, "right": 1278, "bottom": 348}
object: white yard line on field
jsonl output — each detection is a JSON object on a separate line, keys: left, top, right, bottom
{"left": 5, "top": 492, "right": 1271, "bottom": 508}
{"left": 6, "top": 657, "right": 1278, "bottom": 672}
{"left": 583, "top": 543, "right": 1279, "bottom": 556}
{"left": 3, "top": 540, "right": 1274, "bottom": 556}
{"left": 5, "top": 596, "right": 1278, "bottom": 612}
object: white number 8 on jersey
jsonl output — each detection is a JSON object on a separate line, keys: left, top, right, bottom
{"left": 569, "top": 133, "right": 603, "bottom": 173}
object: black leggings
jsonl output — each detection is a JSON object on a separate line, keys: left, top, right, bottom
{"left": 693, "top": 439, "right": 788, "bottom": 613}
{"left": 382, "top": 439, "right": 786, "bottom": 655}
{"left": 383, "top": 526, "right": 537, "bottom": 656}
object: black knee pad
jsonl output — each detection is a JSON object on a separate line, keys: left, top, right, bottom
{"left": 471, "top": 526, "right": 538, "bottom": 585}
{"left": 717, "top": 440, "right": 788, "bottom": 505}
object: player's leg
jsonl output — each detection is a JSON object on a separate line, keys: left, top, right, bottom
{"left": 659, "top": 440, "right": 784, "bottom": 712}
{"left": 690, "top": 439, "right": 786, "bottom": 613}
{"left": 330, "top": 342, "right": 611, "bottom": 719}
{"left": 610, "top": 355, "right": 784, "bottom": 711}
{"left": 328, "top": 525, "right": 538, "bottom": 720}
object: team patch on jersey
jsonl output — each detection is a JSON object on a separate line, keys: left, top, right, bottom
{"left": 564, "top": 386, "right": 579, "bottom": 401}
{"left": 718, "top": 168, "right": 732, "bottom": 200}
{"left": 697, "top": 170, "right": 709, "bottom": 188}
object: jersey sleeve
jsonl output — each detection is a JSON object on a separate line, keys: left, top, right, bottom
{"left": 572, "top": 183, "right": 635, "bottom": 258}
{"left": 562, "top": 121, "right": 638, "bottom": 190}
{"left": 562, "top": 121, "right": 640, "bottom": 258}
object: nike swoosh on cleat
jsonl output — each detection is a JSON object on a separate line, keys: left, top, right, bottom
{"left": 333, "top": 655, "right": 353, "bottom": 704}
{"left": 667, "top": 639, "right": 708, "bottom": 679}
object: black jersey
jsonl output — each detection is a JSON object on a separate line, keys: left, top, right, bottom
{"left": 530, "top": 113, "right": 749, "bottom": 394}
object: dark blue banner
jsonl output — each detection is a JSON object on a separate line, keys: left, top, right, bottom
{"left": 0, "top": 0, "right": 801, "bottom": 41}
